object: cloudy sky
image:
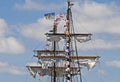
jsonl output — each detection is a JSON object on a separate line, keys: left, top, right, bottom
{"left": 0, "top": 0, "right": 120, "bottom": 82}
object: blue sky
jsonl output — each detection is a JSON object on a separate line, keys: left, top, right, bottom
{"left": 0, "top": 0, "right": 120, "bottom": 82}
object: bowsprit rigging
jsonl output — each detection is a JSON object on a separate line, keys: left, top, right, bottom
{"left": 26, "top": 0, "right": 100, "bottom": 82}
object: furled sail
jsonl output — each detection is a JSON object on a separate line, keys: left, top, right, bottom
{"left": 27, "top": 65, "right": 78, "bottom": 77}
{"left": 46, "top": 33, "right": 92, "bottom": 43}
{"left": 27, "top": 56, "right": 100, "bottom": 77}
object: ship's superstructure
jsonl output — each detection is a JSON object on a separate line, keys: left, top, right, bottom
{"left": 26, "top": 0, "right": 100, "bottom": 82}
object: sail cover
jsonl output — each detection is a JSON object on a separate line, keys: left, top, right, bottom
{"left": 46, "top": 33, "right": 92, "bottom": 43}
{"left": 26, "top": 66, "right": 78, "bottom": 77}
{"left": 27, "top": 56, "right": 99, "bottom": 77}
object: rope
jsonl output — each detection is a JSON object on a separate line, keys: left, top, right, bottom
{"left": 70, "top": 6, "right": 83, "bottom": 82}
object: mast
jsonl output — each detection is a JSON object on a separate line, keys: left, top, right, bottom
{"left": 53, "top": 20, "right": 57, "bottom": 82}
{"left": 26, "top": 0, "right": 100, "bottom": 82}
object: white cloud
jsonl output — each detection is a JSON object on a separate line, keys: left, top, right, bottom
{"left": 0, "top": 62, "right": 25, "bottom": 75}
{"left": 0, "top": 18, "right": 25, "bottom": 54}
{"left": 78, "top": 39, "right": 120, "bottom": 50}
{"left": 97, "top": 69, "right": 107, "bottom": 76}
{"left": 26, "top": 62, "right": 41, "bottom": 66}
{"left": 0, "top": 19, "right": 8, "bottom": 37}
{"left": 15, "top": 0, "right": 64, "bottom": 11}
{"left": 72, "top": 2, "right": 120, "bottom": 34}
{"left": 0, "top": 37, "right": 25, "bottom": 54}
{"left": 76, "top": 1, "right": 113, "bottom": 18}
{"left": 21, "top": 18, "right": 53, "bottom": 41}
{"left": 106, "top": 60, "right": 120, "bottom": 68}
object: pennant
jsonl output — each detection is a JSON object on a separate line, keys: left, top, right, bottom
{"left": 46, "top": 43, "right": 50, "bottom": 46}
{"left": 67, "top": 80, "right": 71, "bottom": 82}
{"left": 65, "top": 61, "right": 70, "bottom": 66}
{"left": 67, "top": 74, "right": 70, "bottom": 80}
{"left": 53, "top": 23, "right": 58, "bottom": 28}
{"left": 38, "top": 60, "right": 42, "bottom": 65}
{"left": 65, "top": 68, "right": 70, "bottom": 72}
{"left": 59, "top": 13, "right": 64, "bottom": 18}
{"left": 65, "top": 49, "right": 69, "bottom": 52}
{"left": 49, "top": 30, "right": 53, "bottom": 32}
{"left": 64, "top": 25, "right": 68, "bottom": 28}
{"left": 44, "top": 13, "right": 55, "bottom": 19}
{"left": 64, "top": 43, "right": 69, "bottom": 47}
{"left": 65, "top": 19, "right": 69, "bottom": 24}
{"left": 39, "top": 72, "right": 45, "bottom": 76}
{"left": 64, "top": 30, "right": 69, "bottom": 35}
{"left": 65, "top": 55, "right": 69, "bottom": 59}
{"left": 55, "top": 17, "right": 61, "bottom": 22}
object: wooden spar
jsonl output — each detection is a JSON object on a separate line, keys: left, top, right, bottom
{"left": 34, "top": 50, "right": 65, "bottom": 52}
{"left": 46, "top": 33, "right": 92, "bottom": 37}
{"left": 26, "top": 66, "right": 78, "bottom": 69}
{"left": 35, "top": 55, "right": 100, "bottom": 60}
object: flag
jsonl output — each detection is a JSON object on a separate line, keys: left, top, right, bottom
{"left": 44, "top": 12, "right": 55, "bottom": 19}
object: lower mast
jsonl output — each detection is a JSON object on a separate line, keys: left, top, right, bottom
{"left": 53, "top": 21, "right": 57, "bottom": 82}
